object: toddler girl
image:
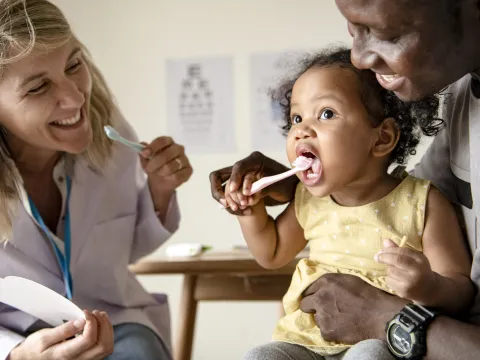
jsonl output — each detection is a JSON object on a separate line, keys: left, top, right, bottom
{"left": 224, "top": 47, "right": 473, "bottom": 359}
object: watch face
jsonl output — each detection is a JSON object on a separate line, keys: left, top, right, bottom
{"left": 389, "top": 324, "right": 412, "bottom": 355}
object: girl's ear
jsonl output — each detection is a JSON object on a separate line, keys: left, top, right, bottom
{"left": 372, "top": 117, "right": 399, "bottom": 158}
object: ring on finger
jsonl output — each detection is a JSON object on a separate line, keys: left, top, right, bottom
{"left": 175, "top": 158, "right": 183, "bottom": 171}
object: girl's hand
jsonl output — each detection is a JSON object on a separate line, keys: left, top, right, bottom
{"left": 375, "top": 239, "right": 437, "bottom": 303}
{"left": 223, "top": 174, "right": 262, "bottom": 213}
{"left": 210, "top": 151, "right": 299, "bottom": 215}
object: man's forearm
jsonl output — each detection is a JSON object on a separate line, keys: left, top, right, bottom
{"left": 423, "top": 316, "right": 480, "bottom": 360}
{"left": 369, "top": 293, "right": 480, "bottom": 359}
{"left": 264, "top": 175, "right": 299, "bottom": 206}
{"left": 375, "top": 311, "right": 480, "bottom": 359}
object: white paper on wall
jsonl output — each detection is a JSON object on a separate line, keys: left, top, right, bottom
{"left": 166, "top": 57, "right": 235, "bottom": 154}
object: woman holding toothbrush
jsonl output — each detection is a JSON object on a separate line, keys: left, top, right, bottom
{"left": 0, "top": 1, "right": 192, "bottom": 359}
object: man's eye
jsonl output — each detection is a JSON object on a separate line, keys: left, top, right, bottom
{"left": 291, "top": 115, "right": 302, "bottom": 124}
{"left": 319, "top": 109, "right": 336, "bottom": 120}
{"left": 388, "top": 36, "right": 401, "bottom": 44}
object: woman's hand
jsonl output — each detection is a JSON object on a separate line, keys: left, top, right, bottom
{"left": 140, "top": 137, "right": 193, "bottom": 210}
{"left": 9, "top": 310, "right": 114, "bottom": 360}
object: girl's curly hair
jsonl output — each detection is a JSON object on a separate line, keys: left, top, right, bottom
{"left": 271, "top": 46, "right": 444, "bottom": 165}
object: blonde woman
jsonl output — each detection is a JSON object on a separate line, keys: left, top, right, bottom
{"left": 0, "top": 1, "right": 192, "bottom": 359}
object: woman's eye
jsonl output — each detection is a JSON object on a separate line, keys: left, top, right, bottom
{"left": 28, "top": 82, "right": 47, "bottom": 94}
{"left": 66, "top": 59, "right": 81, "bottom": 73}
{"left": 291, "top": 115, "right": 302, "bottom": 124}
{"left": 319, "top": 109, "right": 336, "bottom": 120}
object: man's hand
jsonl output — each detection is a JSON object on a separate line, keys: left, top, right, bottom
{"left": 209, "top": 151, "right": 298, "bottom": 215}
{"left": 299, "top": 273, "right": 408, "bottom": 344}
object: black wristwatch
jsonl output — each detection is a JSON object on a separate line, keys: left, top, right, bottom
{"left": 385, "top": 303, "right": 437, "bottom": 359}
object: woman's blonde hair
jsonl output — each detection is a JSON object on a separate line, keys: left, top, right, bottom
{"left": 0, "top": 0, "right": 115, "bottom": 240}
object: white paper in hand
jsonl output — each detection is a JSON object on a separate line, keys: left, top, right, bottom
{"left": 0, "top": 276, "right": 85, "bottom": 327}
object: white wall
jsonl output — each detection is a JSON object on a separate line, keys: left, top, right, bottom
{"left": 50, "top": 1, "right": 432, "bottom": 359}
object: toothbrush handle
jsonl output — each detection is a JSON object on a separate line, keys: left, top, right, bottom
{"left": 219, "top": 167, "right": 299, "bottom": 210}
{"left": 117, "top": 138, "right": 145, "bottom": 153}
{"left": 249, "top": 168, "right": 298, "bottom": 195}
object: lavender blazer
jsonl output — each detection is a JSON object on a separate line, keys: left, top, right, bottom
{"left": 0, "top": 111, "right": 179, "bottom": 359}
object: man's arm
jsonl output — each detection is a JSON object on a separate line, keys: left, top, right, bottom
{"left": 299, "top": 274, "right": 480, "bottom": 360}
{"left": 424, "top": 316, "right": 480, "bottom": 360}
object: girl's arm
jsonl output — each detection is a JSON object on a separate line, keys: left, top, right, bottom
{"left": 420, "top": 187, "right": 474, "bottom": 314}
{"left": 377, "top": 187, "right": 474, "bottom": 315}
{"left": 237, "top": 198, "right": 307, "bottom": 269}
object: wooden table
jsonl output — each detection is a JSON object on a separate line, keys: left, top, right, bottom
{"left": 130, "top": 249, "right": 306, "bottom": 360}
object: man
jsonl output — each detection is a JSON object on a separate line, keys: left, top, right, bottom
{"left": 210, "top": 1, "right": 480, "bottom": 359}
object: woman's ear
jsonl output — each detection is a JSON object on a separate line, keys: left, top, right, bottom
{"left": 372, "top": 117, "right": 399, "bottom": 158}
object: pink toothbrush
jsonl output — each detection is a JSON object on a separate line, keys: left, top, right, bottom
{"left": 248, "top": 155, "right": 314, "bottom": 195}
{"left": 220, "top": 156, "right": 314, "bottom": 209}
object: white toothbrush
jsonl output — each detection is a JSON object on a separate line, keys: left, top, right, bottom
{"left": 104, "top": 125, "right": 145, "bottom": 153}
{"left": 249, "top": 155, "right": 313, "bottom": 195}
{"left": 220, "top": 156, "right": 314, "bottom": 209}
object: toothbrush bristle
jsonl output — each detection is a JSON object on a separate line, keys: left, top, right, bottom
{"left": 293, "top": 156, "right": 313, "bottom": 170}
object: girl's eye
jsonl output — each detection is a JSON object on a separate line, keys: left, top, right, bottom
{"left": 319, "top": 109, "right": 336, "bottom": 120}
{"left": 291, "top": 115, "right": 302, "bottom": 124}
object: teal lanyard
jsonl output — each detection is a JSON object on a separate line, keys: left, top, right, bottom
{"left": 28, "top": 176, "right": 73, "bottom": 300}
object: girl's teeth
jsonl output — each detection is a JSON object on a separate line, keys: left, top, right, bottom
{"left": 381, "top": 74, "right": 399, "bottom": 82}
{"left": 52, "top": 112, "right": 81, "bottom": 126}
{"left": 312, "top": 158, "right": 322, "bottom": 174}
{"left": 307, "top": 173, "right": 320, "bottom": 179}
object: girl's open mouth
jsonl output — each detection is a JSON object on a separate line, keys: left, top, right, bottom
{"left": 299, "top": 150, "right": 322, "bottom": 186}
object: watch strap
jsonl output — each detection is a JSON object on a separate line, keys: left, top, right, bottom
{"left": 399, "top": 304, "right": 437, "bottom": 331}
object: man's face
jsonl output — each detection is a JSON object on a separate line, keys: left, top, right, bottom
{"left": 336, "top": 0, "right": 480, "bottom": 101}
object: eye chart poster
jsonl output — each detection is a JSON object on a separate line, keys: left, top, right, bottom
{"left": 166, "top": 57, "right": 235, "bottom": 153}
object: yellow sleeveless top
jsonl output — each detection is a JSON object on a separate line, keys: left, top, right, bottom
{"left": 272, "top": 175, "right": 430, "bottom": 355}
